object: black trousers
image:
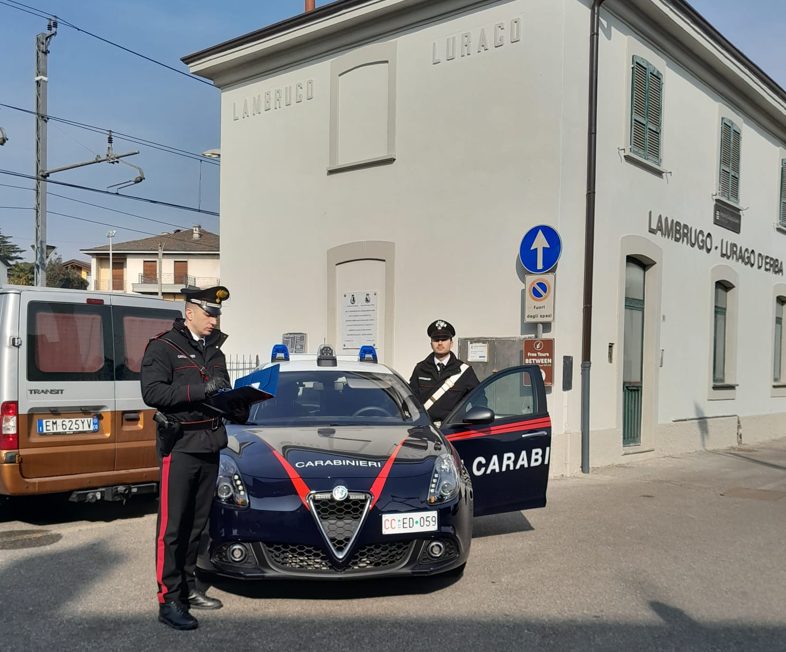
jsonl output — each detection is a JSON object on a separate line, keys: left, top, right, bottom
{"left": 155, "top": 450, "right": 219, "bottom": 604}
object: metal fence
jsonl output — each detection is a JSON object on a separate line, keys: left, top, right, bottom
{"left": 226, "top": 353, "right": 262, "bottom": 384}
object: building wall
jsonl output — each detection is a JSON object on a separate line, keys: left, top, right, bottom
{"left": 203, "top": 0, "right": 786, "bottom": 472}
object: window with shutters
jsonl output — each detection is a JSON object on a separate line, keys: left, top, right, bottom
{"left": 779, "top": 159, "right": 786, "bottom": 228}
{"left": 718, "top": 118, "right": 741, "bottom": 203}
{"left": 629, "top": 56, "right": 663, "bottom": 164}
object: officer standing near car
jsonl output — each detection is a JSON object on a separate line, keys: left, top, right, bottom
{"left": 141, "top": 285, "right": 247, "bottom": 631}
{"left": 409, "top": 319, "right": 481, "bottom": 425}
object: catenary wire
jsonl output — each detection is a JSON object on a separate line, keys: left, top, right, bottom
{"left": 0, "top": 102, "right": 219, "bottom": 165}
{"left": 0, "top": 169, "right": 219, "bottom": 216}
{"left": 0, "top": 0, "right": 214, "bottom": 87}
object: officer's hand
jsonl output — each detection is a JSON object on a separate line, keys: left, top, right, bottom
{"left": 204, "top": 376, "right": 231, "bottom": 397}
{"left": 227, "top": 399, "right": 250, "bottom": 425}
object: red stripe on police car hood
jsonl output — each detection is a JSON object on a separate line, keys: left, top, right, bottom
{"left": 446, "top": 416, "right": 552, "bottom": 442}
{"left": 266, "top": 435, "right": 410, "bottom": 511}
{"left": 368, "top": 436, "right": 408, "bottom": 510}
{"left": 269, "top": 448, "right": 312, "bottom": 509}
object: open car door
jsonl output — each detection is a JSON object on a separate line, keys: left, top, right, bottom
{"left": 441, "top": 365, "right": 551, "bottom": 516}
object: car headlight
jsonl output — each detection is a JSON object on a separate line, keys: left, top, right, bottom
{"left": 216, "top": 456, "right": 249, "bottom": 508}
{"left": 428, "top": 453, "right": 460, "bottom": 504}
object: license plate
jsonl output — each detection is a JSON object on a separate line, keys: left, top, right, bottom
{"left": 37, "top": 416, "right": 99, "bottom": 435}
{"left": 382, "top": 511, "right": 438, "bottom": 535}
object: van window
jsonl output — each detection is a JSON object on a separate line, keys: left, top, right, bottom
{"left": 27, "top": 301, "right": 113, "bottom": 381}
{"left": 114, "top": 306, "right": 179, "bottom": 380}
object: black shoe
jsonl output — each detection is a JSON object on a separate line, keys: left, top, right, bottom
{"left": 187, "top": 589, "right": 223, "bottom": 610}
{"left": 158, "top": 601, "right": 198, "bottom": 630}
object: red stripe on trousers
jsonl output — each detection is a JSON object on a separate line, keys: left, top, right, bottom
{"left": 155, "top": 454, "right": 172, "bottom": 604}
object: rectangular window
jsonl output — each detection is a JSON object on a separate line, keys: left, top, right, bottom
{"left": 114, "top": 306, "right": 180, "bottom": 380}
{"left": 775, "top": 298, "right": 785, "bottom": 383}
{"left": 174, "top": 260, "right": 188, "bottom": 286}
{"left": 778, "top": 158, "right": 786, "bottom": 228}
{"left": 27, "top": 301, "right": 112, "bottom": 381}
{"left": 719, "top": 118, "right": 741, "bottom": 203}
{"left": 713, "top": 283, "right": 728, "bottom": 383}
{"left": 142, "top": 260, "right": 157, "bottom": 284}
{"left": 630, "top": 56, "right": 663, "bottom": 164}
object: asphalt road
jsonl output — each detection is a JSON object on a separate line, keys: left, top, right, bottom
{"left": 1, "top": 438, "right": 785, "bottom": 651}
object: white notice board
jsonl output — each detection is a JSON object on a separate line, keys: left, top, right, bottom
{"left": 342, "top": 291, "right": 378, "bottom": 350}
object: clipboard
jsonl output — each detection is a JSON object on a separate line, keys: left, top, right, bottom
{"left": 205, "top": 365, "right": 280, "bottom": 415}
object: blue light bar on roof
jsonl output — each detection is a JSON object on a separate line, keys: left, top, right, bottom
{"left": 271, "top": 343, "right": 290, "bottom": 362}
{"left": 358, "top": 345, "right": 378, "bottom": 363}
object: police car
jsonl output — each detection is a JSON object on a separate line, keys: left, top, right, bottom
{"left": 197, "top": 344, "right": 551, "bottom": 580}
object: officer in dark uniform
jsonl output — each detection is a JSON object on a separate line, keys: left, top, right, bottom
{"left": 409, "top": 319, "right": 481, "bottom": 424}
{"left": 141, "top": 285, "right": 247, "bottom": 631}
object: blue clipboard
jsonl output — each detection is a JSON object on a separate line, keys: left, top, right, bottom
{"left": 205, "top": 365, "right": 280, "bottom": 415}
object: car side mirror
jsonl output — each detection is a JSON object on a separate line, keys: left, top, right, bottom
{"left": 462, "top": 407, "right": 495, "bottom": 425}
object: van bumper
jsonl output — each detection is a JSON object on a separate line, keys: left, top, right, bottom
{"left": 0, "top": 455, "right": 159, "bottom": 497}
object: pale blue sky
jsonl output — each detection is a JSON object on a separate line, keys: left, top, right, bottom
{"left": 0, "top": 0, "right": 783, "bottom": 264}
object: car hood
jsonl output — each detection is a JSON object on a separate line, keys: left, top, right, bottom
{"left": 226, "top": 424, "right": 443, "bottom": 479}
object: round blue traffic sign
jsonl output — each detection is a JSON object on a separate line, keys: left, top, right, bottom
{"left": 519, "top": 225, "right": 562, "bottom": 273}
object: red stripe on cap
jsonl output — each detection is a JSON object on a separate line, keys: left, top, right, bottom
{"left": 369, "top": 437, "right": 408, "bottom": 510}
{"left": 155, "top": 454, "right": 172, "bottom": 604}
{"left": 446, "top": 416, "right": 552, "bottom": 443}
{"left": 270, "top": 448, "right": 311, "bottom": 509}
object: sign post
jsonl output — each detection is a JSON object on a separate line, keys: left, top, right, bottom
{"left": 524, "top": 273, "right": 555, "bottom": 322}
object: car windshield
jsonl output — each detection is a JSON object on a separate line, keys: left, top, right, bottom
{"left": 247, "top": 370, "right": 427, "bottom": 426}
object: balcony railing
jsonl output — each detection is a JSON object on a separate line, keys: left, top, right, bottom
{"left": 132, "top": 274, "right": 220, "bottom": 293}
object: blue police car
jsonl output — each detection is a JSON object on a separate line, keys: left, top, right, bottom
{"left": 198, "top": 344, "right": 551, "bottom": 580}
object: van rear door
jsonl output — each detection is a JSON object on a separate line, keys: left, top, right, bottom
{"left": 110, "top": 295, "right": 180, "bottom": 472}
{"left": 18, "top": 292, "right": 116, "bottom": 479}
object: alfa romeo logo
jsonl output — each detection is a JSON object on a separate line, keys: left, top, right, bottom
{"left": 332, "top": 485, "right": 349, "bottom": 501}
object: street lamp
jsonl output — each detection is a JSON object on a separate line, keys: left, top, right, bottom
{"left": 201, "top": 149, "right": 220, "bottom": 159}
{"left": 107, "top": 230, "right": 116, "bottom": 291}
{"left": 0, "top": 127, "right": 8, "bottom": 146}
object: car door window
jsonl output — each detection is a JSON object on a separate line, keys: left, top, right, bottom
{"left": 448, "top": 367, "right": 540, "bottom": 423}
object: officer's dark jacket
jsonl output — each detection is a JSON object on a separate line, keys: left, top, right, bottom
{"left": 141, "top": 317, "right": 230, "bottom": 454}
{"left": 409, "top": 352, "right": 480, "bottom": 422}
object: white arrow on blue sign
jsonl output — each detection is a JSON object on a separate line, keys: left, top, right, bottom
{"left": 519, "top": 225, "right": 562, "bottom": 274}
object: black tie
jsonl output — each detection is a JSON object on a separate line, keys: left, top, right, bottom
{"left": 437, "top": 362, "right": 445, "bottom": 375}
{"left": 198, "top": 339, "right": 206, "bottom": 353}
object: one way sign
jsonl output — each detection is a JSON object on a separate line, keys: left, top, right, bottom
{"left": 519, "top": 225, "right": 562, "bottom": 274}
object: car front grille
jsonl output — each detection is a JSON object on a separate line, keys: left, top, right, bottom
{"left": 308, "top": 491, "right": 370, "bottom": 559}
{"left": 265, "top": 541, "right": 413, "bottom": 574}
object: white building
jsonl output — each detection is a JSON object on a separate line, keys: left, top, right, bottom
{"left": 184, "top": 0, "right": 786, "bottom": 474}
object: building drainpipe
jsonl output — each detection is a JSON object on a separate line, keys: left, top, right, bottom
{"left": 305, "top": 0, "right": 316, "bottom": 12}
{"left": 581, "top": 0, "right": 605, "bottom": 474}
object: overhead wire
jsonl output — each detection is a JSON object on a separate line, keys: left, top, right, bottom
{"left": 0, "top": 102, "right": 219, "bottom": 165}
{"left": 0, "top": 0, "right": 214, "bottom": 87}
{"left": 0, "top": 168, "right": 219, "bottom": 216}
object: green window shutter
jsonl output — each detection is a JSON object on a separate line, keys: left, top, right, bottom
{"left": 646, "top": 66, "right": 662, "bottom": 164}
{"left": 630, "top": 58, "right": 648, "bottom": 157}
{"left": 780, "top": 159, "right": 786, "bottom": 227}
{"left": 629, "top": 57, "right": 663, "bottom": 164}
{"left": 719, "top": 118, "right": 741, "bottom": 203}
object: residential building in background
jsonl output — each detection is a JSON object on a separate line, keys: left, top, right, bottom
{"left": 62, "top": 259, "right": 91, "bottom": 286}
{"left": 81, "top": 225, "right": 220, "bottom": 299}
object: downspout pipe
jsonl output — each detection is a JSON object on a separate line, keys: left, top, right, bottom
{"left": 581, "top": 0, "right": 605, "bottom": 474}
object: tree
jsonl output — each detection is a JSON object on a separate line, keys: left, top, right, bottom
{"left": 7, "top": 257, "right": 87, "bottom": 289}
{"left": 0, "top": 229, "right": 24, "bottom": 266}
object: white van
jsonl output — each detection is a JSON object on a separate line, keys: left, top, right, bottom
{"left": 0, "top": 286, "right": 182, "bottom": 502}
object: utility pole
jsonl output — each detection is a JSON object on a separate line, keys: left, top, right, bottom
{"left": 107, "top": 230, "right": 116, "bottom": 291}
{"left": 157, "top": 241, "right": 163, "bottom": 298}
{"left": 34, "top": 20, "right": 57, "bottom": 287}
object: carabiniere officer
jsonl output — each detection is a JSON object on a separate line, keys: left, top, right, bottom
{"left": 141, "top": 285, "right": 248, "bottom": 631}
{"left": 409, "top": 319, "right": 480, "bottom": 425}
